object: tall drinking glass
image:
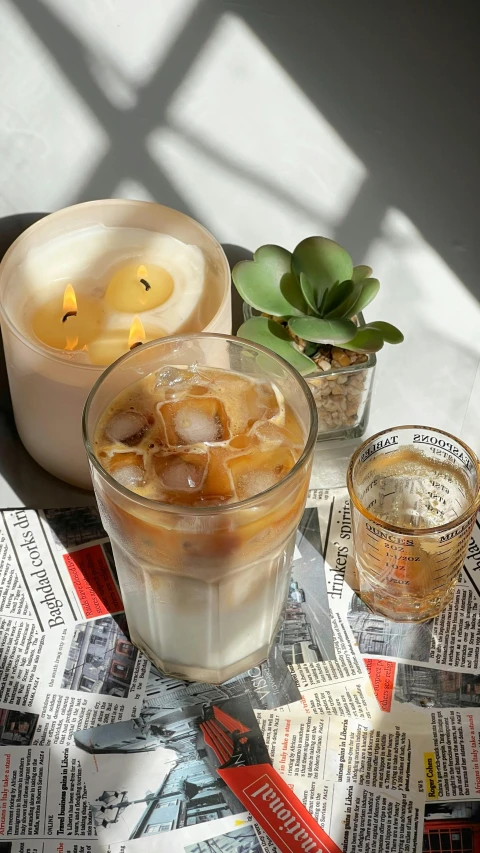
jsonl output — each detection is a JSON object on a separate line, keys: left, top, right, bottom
{"left": 347, "top": 425, "right": 480, "bottom": 622}
{"left": 83, "top": 334, "right": 317, "bottom": 683}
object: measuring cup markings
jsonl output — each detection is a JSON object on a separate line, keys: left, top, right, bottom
{"left": 359, "top": 435, "right": 399, "bottom": 463}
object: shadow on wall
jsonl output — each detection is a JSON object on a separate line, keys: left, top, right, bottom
{"left": 234, "top": 0, "right": 480, "bottom": 298}
{"left": 11, "top": 0, "right": 480, "bottom": 304}
{"left": 13, "top": 0, "right": 219, "bottom": 214}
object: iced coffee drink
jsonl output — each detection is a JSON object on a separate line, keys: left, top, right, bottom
{"left": 84, "top": 335, "right": 317, "bottom": 683}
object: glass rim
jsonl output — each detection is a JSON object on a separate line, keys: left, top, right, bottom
{"left": 0, "top": 199, "right": 231, "bottom": 370}
{"left": 82, "top": 332, "right": 318, "bottom": 515}
{"left": 347, "top": 424, "right": 480, "bottom": 536}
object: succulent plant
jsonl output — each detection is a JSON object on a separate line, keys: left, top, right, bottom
{"left": 234, "top": 237, "right": 403, "bottom": 376}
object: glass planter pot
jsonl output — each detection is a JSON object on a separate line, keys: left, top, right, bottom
{"left": 242, "top": 304, "right": 376, "bottom": 441}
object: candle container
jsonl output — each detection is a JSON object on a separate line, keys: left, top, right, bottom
{"left": 0, "top": 200, "right": 231, "bottom": 489}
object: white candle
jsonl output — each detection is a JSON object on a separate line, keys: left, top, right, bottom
{"left": 0, "top": 200, "right": 231, "bottom": 490}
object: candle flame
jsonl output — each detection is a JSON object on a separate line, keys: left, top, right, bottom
{"left": 63, "top": 283, "right": 77, "bottom": 315}
{"left": 137, "top": 265, "right": 148, "bottom": 280}
{"left": 64, "top": 335, "right": 79, "bottom": 351}
{"left": 128, "top": 316, "right": 146, "bottom": 349}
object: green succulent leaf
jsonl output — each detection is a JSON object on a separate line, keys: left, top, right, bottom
{"left": 232, "top": 245, "right": 307, "bottom": 317}
{"left": 352, "top": 265, "right": 373, "bottom": 283}
{"left": 322, "top": 279, "right": 355, "bottom": 315}
{"left": 349, "top": 277, "right": 380, "bottom": 316}
{"left": 299, "top": 273, "right": 319, "bottom": 314}
{"left": 237, "top": 316, "right": 316, "bottom": 375}
{"left": 288, "top": 316, "right": 356, "bottom": 344}
{"left": 365, "top": 321, "right": 404, "bottom": 344}
{"left": 340, "top": 327, "right": 384, "bottom": 353}
{"left": 318, "top": 284, "right": 333, "bottom": 316}
{"left": 292, "top": 237, "right": 353, "bottom": 303}
{"left": 326, "top": 280, "right": 363, "bottom": 319}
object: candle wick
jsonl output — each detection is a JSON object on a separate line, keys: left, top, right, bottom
{"left": 130, "top": 341, "right": 143, "bottom": 350}
{"left": 139, "top": 278, "right": 151, "bottom": 291}
{"left": 62, "top": 311, "right": 77, "bottom": 323}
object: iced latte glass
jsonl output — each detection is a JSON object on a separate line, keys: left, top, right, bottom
{"left": 83, "top": 334, "right": 317, "bottom": 683}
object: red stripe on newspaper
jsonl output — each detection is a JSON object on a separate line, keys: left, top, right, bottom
{"left": 219, "top": 764, "right": 342, "bottom": 853}
{"left": 200, "top": 721, "right": 233, "bottom": 764}
{"left": 63, "top": 545, "right": 123, "bottom": 618}
{"left": 364, "top": 658, "right": 396, "bottom": 712}
{"left": 213, "top": 705, "right": 251, "bottom": 733}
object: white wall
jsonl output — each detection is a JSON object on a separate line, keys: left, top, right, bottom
{"left": 1, "top": 0, "right": 480, "bottom": 447}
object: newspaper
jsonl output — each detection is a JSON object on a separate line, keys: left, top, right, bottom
{"left": 0, "top": 503, "right": 347, "bottom": 853}
{"left": 316, "top": 489, "right": 480, "bottom": 720}
{"left": 253, "top": 780, "right": 423, "bottom": 853}
{"left": 3, "top": 495, "right": 480, "bottom": 852}
{"left": 255, "top": 710, "right": 416, "bottom": 792}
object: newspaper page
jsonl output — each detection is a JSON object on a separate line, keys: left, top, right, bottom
{"left": 5, "top": 495, "right": 480, "bottom": 853}
{"left": 0, "top": 744, "right": 95, "bottom": 840}
{"left": 255, "top": 710, "right": 417, "bottom": 793}
{"left": 73, "top": 694, "right": 265, "bottom": 846}
{"left": 74, "top": 692, "right": 345, "bottom": 853}
{"left": 0, "top": 502, "right": 338, "bottom": 853}
{"left": 284, "top": 611, "right": 377, "bottom": 719}
{"left": 253, "top": 778, "right": 423, "bottom": 853}
{"left": 0, "top": 506, "right": 153, "bottom": 852}
{"left": 7, "top": 844, "right": 100, "bottom": 853}
{"left": 284, "top": 493, "right": 378, "bottom": 719}
{"left": 320, "top": 489, "right": 480, "bottom": 719}
{"left": 0, "top": 507, "right": 149, "bottom": 741}
{"left": 404, "top": 708, "right": 480, "bottom": 801}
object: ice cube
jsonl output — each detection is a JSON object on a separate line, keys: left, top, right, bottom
{"left": 228, "top": 447, "right": 295, "bottom": 500}
{"left": 105, "top": 411, "right": 149, "bottom": 446}
{"left": 252, "top": 418, "right": 304, "bottom": 448}
{"left": 174, "top": 408, "right": 221, "bottom": 444}
{"left": 109, "top": 452, "right": 145, "bottom": 490}
{"left": 229, "top": 433, "right": 259, "bottom": 450}
{"left": 154, "top": 451, "right": 207, "bottom": 492}
{"left": 113, "top": 465, "right": 145, "bottom": 489}
{"left": 159, "top": 398, "right": 229, "bottom": 446}
{"left": 251, "top": 421, "right": 287, "bottom": 445}
{"left": 214, "top": 376, "right": 280, "bottom": 436}
{"left": 155, "top": 366, "right": 207, "bottom": 400}
{"left": 198, "top": 447, "right": 234, "bottom": 503}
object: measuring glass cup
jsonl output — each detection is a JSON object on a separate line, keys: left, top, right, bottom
{"left": 347, "top": 426, "right": 480, "bottom": 622}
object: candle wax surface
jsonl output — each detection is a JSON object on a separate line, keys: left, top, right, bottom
{"left": 105, "top": 262, "right": 174, "bottom": 313}
{"left": 20, "top": 228, "right": 207, "bottom": 366}
{"left": 31, "top": 294, "right": 103, "bottom": 350}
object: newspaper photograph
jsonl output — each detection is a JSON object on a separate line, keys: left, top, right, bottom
{"left": 74, "top": 691, "right": 344, "bottom": 853}
{"left": 73, "top": 694, "right": 265, "bottom": 844}
{"left": 362, "top": 657, "right": 480, "bottom": 717}
{"left": 422, "top": 799, "right": 480, "bottom": 851}
{"left": 85, "top": 819, "right": 257, "bottom": 853}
